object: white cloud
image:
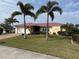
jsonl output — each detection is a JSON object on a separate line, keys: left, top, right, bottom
{"left": 0, "top": 0, "right": 79, "bottom": 24}
{"left": 3, "top": 0, "right": 16, "bottom": 4}
{"left": 53, "top": 11, "right": 79, "bottom": 24}
{"left": 56, "top": 11, "right": 79, "bottom": 19}
{"left": 0, "top": 0, "right": 17, "bottom": 8}
{"left": 0, "top": 1, "right": 11, "bottom": 6}
{"left": 65, "top": 2, "right": 79, "bottom": 8}
{"left": 0, "top": 0, "right": 18, "bottom": 23}
{"left": 31, "top": 0, "right": 36, "bottom": 2}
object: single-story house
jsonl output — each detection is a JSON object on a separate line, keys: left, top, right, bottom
{"left": 15, "top": 22, "right": 63, "bottom": 35}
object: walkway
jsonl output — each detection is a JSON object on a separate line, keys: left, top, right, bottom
{"left": 0, "top": 34, "right": 20, "bottom": 40}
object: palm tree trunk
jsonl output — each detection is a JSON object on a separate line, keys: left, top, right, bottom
{"left": 46, "top": 14, "right": 49, "bottom": 40}
{"left": 24, "top": 14, "right": 26, "bottom": 39}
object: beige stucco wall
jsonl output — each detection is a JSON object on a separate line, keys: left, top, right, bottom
{"left": 15, "top": 26, "right": 61, "bottom": 35}
{"left": 15, "top": 27, "right": 23, "bottom": 34}
{"left": 49, "top": 26, "right": 61, "bottom": 35}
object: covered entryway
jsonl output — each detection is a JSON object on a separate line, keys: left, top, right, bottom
{"left": 32, "top": 26, "right": 40, "bottom": 34}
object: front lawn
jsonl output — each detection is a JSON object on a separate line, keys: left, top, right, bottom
{"left": 0, "top": 35, "right": 79, "bottom": 59}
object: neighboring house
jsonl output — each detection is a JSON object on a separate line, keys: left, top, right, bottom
{"left": 15, "top": 22, "right": 63, "bottom": 35}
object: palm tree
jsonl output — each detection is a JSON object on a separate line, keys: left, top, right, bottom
{"left": 5, "top": 17, "right": 19, "bottom": 33}
{"left": 11, "top": 1, "right": 36, "bottom": 39}
{"left": 36, "top": 1, "right": 62, "bottom": 40}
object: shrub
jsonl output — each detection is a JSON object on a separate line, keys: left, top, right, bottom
{"left": 58, "top": 31, "right": 70, "bottom": 36}
{"left": 72, "top": 28, "right": 79, "bottom": 34}
{"left": 53, "top": 32, "right": 56, "bottom": 35}
{"left": 72, "top": 34, "right": 79, "bottom": 43}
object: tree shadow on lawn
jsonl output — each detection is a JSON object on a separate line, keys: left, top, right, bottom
{"left": 0, "top": 42, "right": 6, "bottom": 45}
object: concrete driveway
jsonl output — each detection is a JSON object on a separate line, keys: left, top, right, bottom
{"left": 0, "top": 34, "right": 20, "bottom": 40}
{"left": 0, "top": 45, "right": 62, "bottom": 59}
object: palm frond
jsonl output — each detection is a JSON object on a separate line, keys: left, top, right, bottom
{"left": 47, "top": 1, "right": 59, "bottom": 10}
{"left": 12, "top": 18, "right": 19, "bottom": 23}
{"left": 24, "top": 3, "right": 34, "bottom": 10}
{"left": 25, "top": 11, "right": 36, "bottom": 20}
{"left": 6, "top": 18, "right": 19, "bottom": 24}
{"left": 48, "top": 12, "right": 54, "bottom": 21}
{"left": 36, "top": 5, "right": 47, "bottom": 18}
{"left": 17, "top": 1, "right": 23, "bottom": 6}
{"left": 17, "top": 1, "right": 25, "bottom": 13}
{"left": 11, "top": 11, "right": 22, "bottom": 18}
{"left": 52, "top": 6, "right": 63, "bottom": 14}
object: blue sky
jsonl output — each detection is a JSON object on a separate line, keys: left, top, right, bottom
{"left": 0, "top": 0, "right": 79, "bottom": 24}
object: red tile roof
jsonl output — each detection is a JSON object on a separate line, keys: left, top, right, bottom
{"left": 15, "top": 22, "right": 63, "bottom": 27}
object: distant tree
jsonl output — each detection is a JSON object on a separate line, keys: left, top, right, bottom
{"left": 0, "top": 17, "right": 19, "bottom": 33}
{"left": 61, "top": 23, "right": 74, "bottom": 36}
{"left": 61, "top": 23, "right": 75, "bottom": 44}
{"left": 6, "top": 17, "right": 19, "bottom": 27}
{"left": 5, "top": 17, "right": 19, "bottom": 33}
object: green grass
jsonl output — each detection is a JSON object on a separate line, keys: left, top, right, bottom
{"left": 0, "top": 35, "right": 79, "bottom": 59}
